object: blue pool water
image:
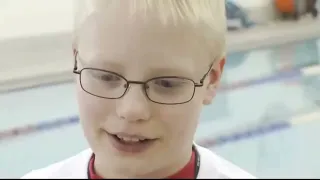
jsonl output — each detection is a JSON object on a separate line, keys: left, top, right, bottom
{"left": 0, "top": 38, "right": 319, "bottom": 178}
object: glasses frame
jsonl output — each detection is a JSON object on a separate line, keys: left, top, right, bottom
{"left": 72, "top": 50, "right": 212, "bottom": 105}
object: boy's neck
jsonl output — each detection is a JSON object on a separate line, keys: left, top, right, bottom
{"left": 93, "top": 148, "right": 193, "bottom": 179}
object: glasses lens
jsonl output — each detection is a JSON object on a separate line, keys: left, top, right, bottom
{"left": 80, "top": 69, "right": 127, "bottom": 98}
{"left": 146, "top": 77, "right": 195, "bottom": 104}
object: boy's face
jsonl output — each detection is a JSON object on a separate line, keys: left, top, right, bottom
{"left": 75, "top": 10, "right": 224, "bottom": 176}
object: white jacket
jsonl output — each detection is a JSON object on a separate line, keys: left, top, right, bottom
{"left": 21, "top": 145, "right": 256, "bottom": 179}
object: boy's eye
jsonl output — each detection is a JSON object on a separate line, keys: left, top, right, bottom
{"left": 99, "top": 74, "right": 121, "bottom": 82}
{"left": 154, "top": 79, "right": 179, "bottom": 88}
{"left": 151, "top": 78, "right": 189, "bottom": 89}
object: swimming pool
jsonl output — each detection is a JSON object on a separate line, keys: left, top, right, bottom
{"left": 197, "top": 38, "right": 320, "bottom": 178}
{"left": 0, "top": 38, "right": 319, "bottom": 178}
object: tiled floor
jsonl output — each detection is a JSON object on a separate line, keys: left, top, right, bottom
{"left": 0, "top": 38, "right": 319, "bottom": 178}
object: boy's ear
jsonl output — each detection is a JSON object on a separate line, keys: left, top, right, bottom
{"left": 219, "top": 58, "right": 225, "bottom": 74}
{"left": 203, "top": 58, "right": 225, "bottom": 105}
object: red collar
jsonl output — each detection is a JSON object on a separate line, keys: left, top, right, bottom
{"left": 88, "top": 150, "right": 196, "bottom": 179}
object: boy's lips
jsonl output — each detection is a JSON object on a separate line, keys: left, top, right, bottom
{"left": 105, "top": 131, "right": 159, "bottom": 154}
{"left": 108, "top": 132, "right": 155, "bottom": 141}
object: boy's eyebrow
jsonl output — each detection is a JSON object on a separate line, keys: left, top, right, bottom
{"left": 82, "top": 59, "right": 194, "bottom": 78}
{"left": 84, "top": 60, "right": 126, "bottom": 72}
{"left": 77, "top": 52, "right": 196, "bottom": 78}
{"left": 86, "top": 61, "right": 193, "bottom": 78}
{"left": 148, "top": 67, "right": 193, "bottom": 78}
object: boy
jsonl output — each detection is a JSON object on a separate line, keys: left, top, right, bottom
{"left": 22, "top": 0, "right": 255, "bottom": 178}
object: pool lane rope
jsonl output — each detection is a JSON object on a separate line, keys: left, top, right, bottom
{"left": 1, "top": 110, "right": 319, "bottom": 148}
{"left": 197, "top": 110, "right": 320, "bottom": 147}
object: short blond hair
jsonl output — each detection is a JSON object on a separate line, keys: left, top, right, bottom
{"left": 73, "top": 0, "right": 226, "bottom": 62}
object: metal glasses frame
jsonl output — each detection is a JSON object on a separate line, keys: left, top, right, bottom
{"left": 72, "top": 50, "right": 212, "bottom": 105}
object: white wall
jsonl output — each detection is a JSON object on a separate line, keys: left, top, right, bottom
{"left": 0, "top": 0, "right": 73, "bottom": 40}
{"left": 0, "top": 0, "right": 74, "bottom": 92}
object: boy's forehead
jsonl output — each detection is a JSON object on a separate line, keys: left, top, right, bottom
{"left": 77, "top": 13, "right": 210, "bottom": 62}
{"left": 76, "top": 13, "right": 214, "bottom": 78}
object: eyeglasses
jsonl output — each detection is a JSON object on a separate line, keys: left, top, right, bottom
{"left": 73, "top": 50, "right": 212, "bottom": 105}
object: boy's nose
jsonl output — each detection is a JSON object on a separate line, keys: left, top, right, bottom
{"left": 116, "top": 85, "right": 151, "bottom": 122}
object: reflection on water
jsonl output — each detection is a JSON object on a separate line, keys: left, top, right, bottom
{"left": 0, "top": 38, "right": 319, "bottom": 178}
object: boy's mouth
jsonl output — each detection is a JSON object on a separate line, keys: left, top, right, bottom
{"left": 114, "top": 134, "right": 151, "bottom": 143}
{"left": 107, "top": 132, "right": 158, "bottom": 153}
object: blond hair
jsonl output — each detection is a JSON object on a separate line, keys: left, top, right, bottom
{"left": 73, "top": 0, "right": 226, "bottom": 62}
